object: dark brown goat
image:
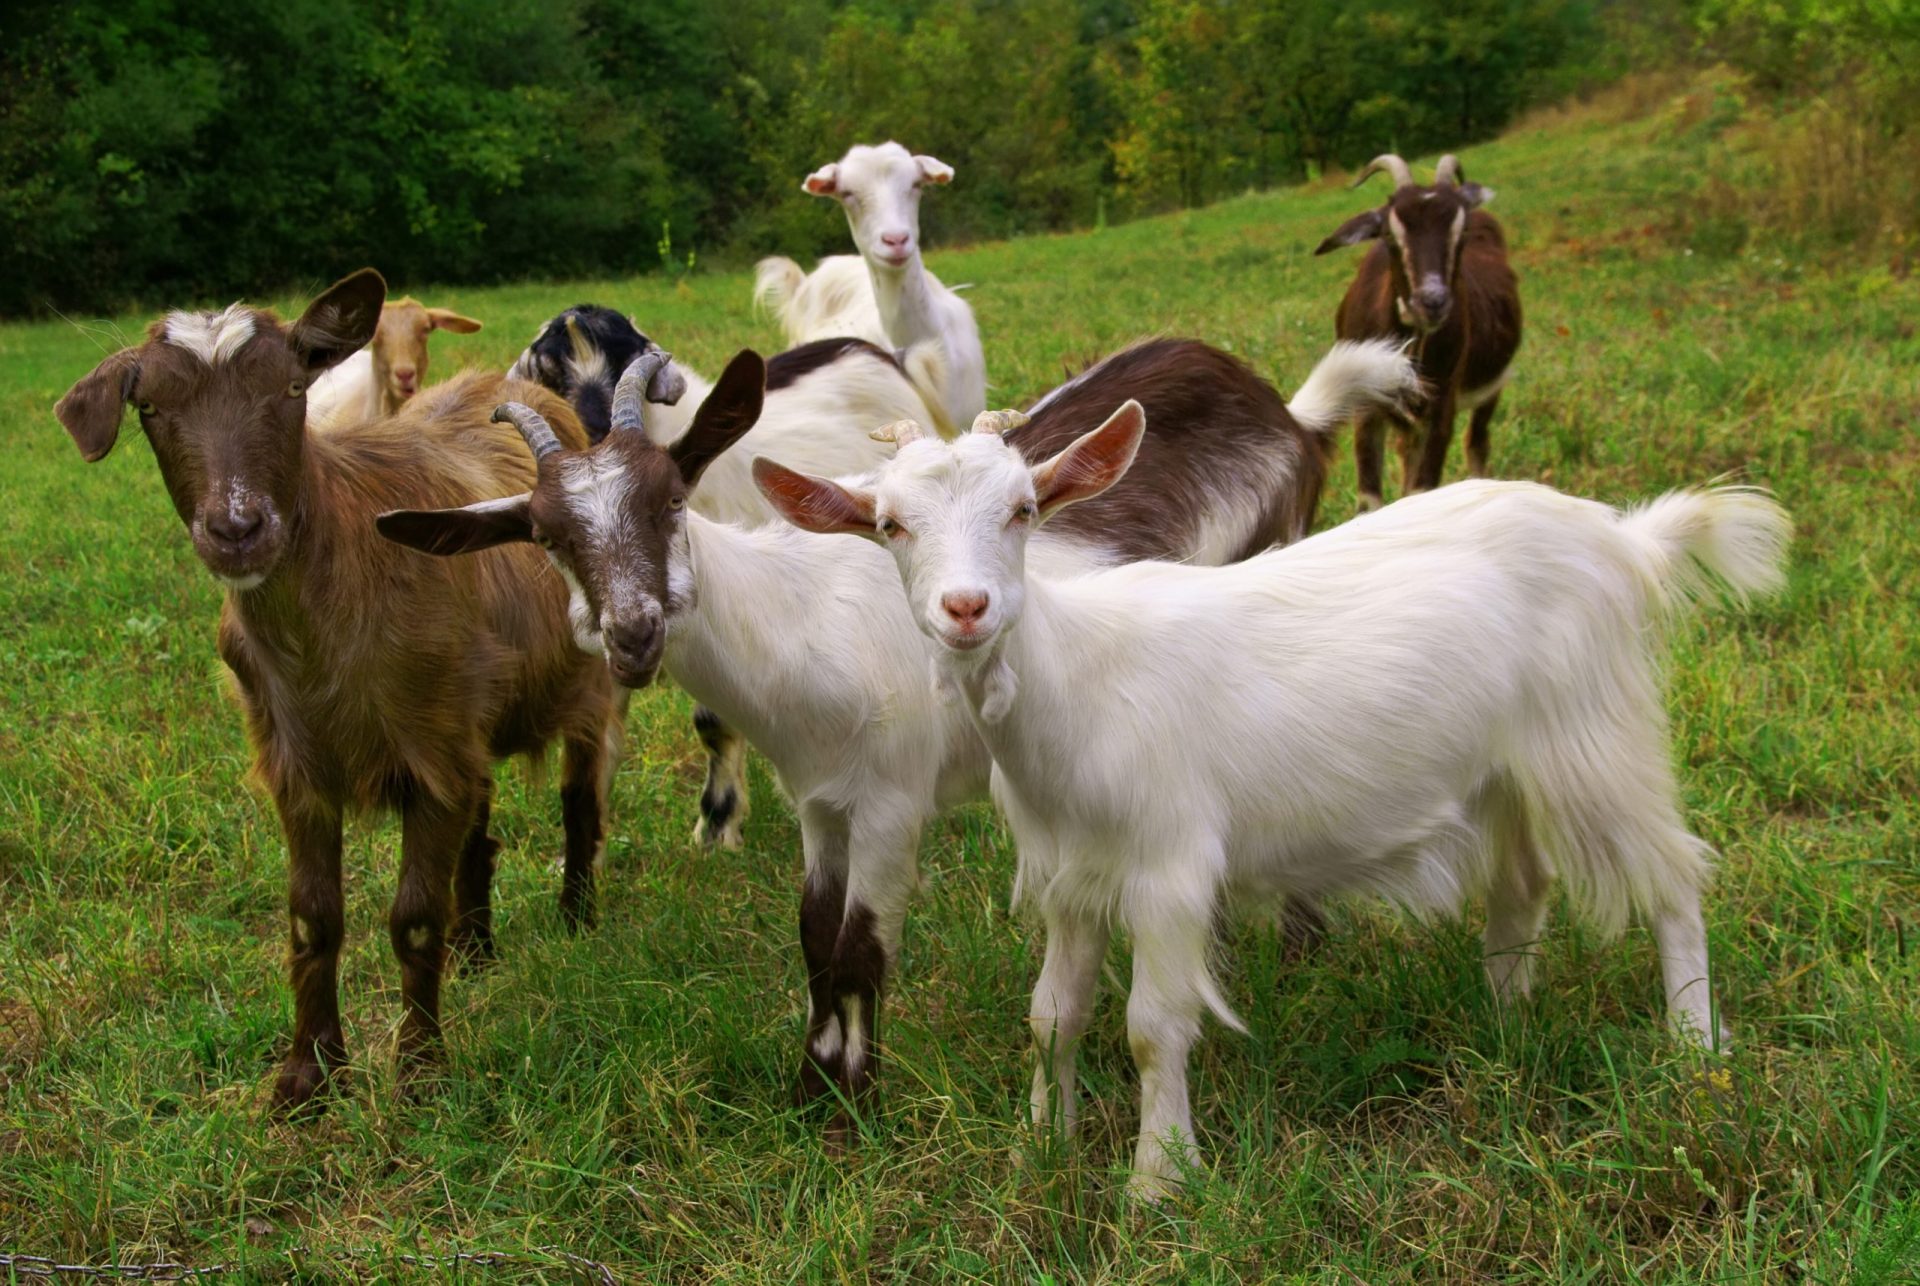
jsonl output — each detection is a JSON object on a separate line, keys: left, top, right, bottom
{"left": 1315, "top": 153, "right": 1523, "bottom": 509}
{"left": 53, "top": 270, "right": 618, "bottom": 1111}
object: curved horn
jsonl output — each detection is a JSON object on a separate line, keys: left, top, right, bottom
{"left": 972, "top": 409, "right": 1030, "bottom": 436}
{"left": 610, "top": 349, "right": 673, "bottom": 435}
{"left": 1352, "top": 153, "right": 1415, "bottom": 191}
{"left": 870, "top": 419, "right": 930, "bottom": 447}
{"left": 492, "top": 402, "right": 565, "bottom": 461}
{"left": 1434, "top": 154, "right": 1464, "bottom": 187}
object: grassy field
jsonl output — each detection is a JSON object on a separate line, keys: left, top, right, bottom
{"left": 2, "top": 86, "right": 1917, "bottom": 1282}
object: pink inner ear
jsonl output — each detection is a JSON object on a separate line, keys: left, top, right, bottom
{"left": 803, "top": 168, "right": 839, "bottom": 196}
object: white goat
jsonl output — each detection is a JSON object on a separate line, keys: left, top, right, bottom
{"left": 382, "top": 340, "right": 1415, "bottom": 1135}
{"left": 755, "top": 142, "right": 986, "bottom": 435}
{"left": 758, "top": 404, "right": 1791, "bottom": 1199}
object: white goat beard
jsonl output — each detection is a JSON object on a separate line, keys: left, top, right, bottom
{"left": 932, "top": 650, "right": 1018, "bottom": 723}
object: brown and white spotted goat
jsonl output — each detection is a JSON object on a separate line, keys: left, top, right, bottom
{"left": 53, "top": 270, "right": 618, "bottom": 1111}
{"left": 1315, "top": 153, "right": 1523, "bottom": 509}
{"left": 380, "top": 337, "right": 1415, "bottom": 1135}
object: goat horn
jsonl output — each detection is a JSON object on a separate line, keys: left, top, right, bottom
{"left": 492, "top": 402, "right": 564, "bottom": 460}
{"left": 1352, "top": 154, "right": 1415, "bottom": 191}
{"left": 1435, "top": 154, "right": 1464, "bottom": 187}
{"left": 972, "top": 409, "right": 1029, "bottom": 436}
{"left": 610, "top": 349, "right": 673, "bottom": 435}
{"left": 870, "top": 419, "right": 930, "bottom": 446}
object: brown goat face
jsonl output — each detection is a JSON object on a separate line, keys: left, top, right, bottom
{"left": 375, "top": 349, "right": 767, "bottom": 690}
{"left": 54, "top": 270, "right": 387, "bottom": 589}
{"left": 1316, "top": 172, "right": 1493, "bottom": 335}
{"left": 532, "top": 437, "right": 694, "bottom": 689}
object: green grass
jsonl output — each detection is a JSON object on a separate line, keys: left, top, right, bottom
{"left": 3, "top": 90, "right": 1918, "bottom": 1282}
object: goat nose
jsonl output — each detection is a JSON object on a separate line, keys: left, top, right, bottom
{"left": 1417, "top": 286, "right": 1450, "bottom": 312}
{"left": 207, "top": 506, "right": 263, "bottom": 546}
{"left": 881, "top": 231, "right": 909, "bottom": 248}
{"left": 941, "top": 591, "right": 989, "bottom": 625}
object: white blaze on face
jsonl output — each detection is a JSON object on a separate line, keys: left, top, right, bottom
{"left": 163, "top": 305, "right": 256, "bottom": 366}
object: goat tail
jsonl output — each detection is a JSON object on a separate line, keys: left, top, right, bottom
{"left": 1283, "top": 338, "right": 1421, "bottom": 437}
{"left": 898, "top": 337, "right": 956, "bottom": 437}
{"left": 1616, "top": 486, "right": 1792, "bottom": 616}
{"left": 752, "top": 256, "right": 806, "bottom": 327}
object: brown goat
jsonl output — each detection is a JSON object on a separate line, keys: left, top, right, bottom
{"left": 307, "top": 296, "right": 484, "bottom": 430}
{"left": 53, "top": 270, "right": 617, "bottom": 1111}
{"left": 1315, "top": 153, "right": 1523, "bottom": 509}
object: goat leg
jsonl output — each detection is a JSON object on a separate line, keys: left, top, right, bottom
{"left": 272, "top": 796, "right": 347, "bottom": 1114}
{"left": 1412, "top": 390, "right": 1458, "bottom": 493}
{"left": 450, "top": 777, "right": 498, "bottom": 968}
{"left": 559, "top": 732, "right": 606, "bottom": 930}
{"left": 390, "top": 785, "right": 471, "bottom": 1097}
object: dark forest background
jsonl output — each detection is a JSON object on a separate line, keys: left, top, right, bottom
{"left": 1, "top": 0, "right": 1912, "bottom": 316}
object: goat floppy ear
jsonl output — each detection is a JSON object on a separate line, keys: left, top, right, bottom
{"left": 1031, "top": 399, "right": 1144, "bottom": 520}
{"left": 424, "top": 308, "right": 483, "bottom": 334}
{"left": 1313, "top": 208, "right": 1386, "bottom": 255}
{"left": 288, "top": 268, "right": 386, "bottom": 374}
{"left": 914, "top": 154, "right": 953, "bottom": 185}
{"left": 54, "top": 348, "right": 139, "bottom": 462}
{"left": 752, "top": 458, "right": 877, "bottom": 536}
{"left": 375, "top": 494, "right": 533, "bottom": 556}
{"left": 802, "top": 163, "right": 840, "bottom": 197}
{"left": 670, "top": 350, "right": 764, "bottom": 487}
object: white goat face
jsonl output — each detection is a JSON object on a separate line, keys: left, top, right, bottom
{"left": 753, "top": 402, "right": 1148, "bottom": 662}
{"left": 872, "top": 434, "right": 1038, "bottom": 655}
{"left": 804, "top": 142, "right": 953, "bottom": 270}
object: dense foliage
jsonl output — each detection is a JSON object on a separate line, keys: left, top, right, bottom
{"left": 0, "top": 0, "right": 1602, "bottom": 315}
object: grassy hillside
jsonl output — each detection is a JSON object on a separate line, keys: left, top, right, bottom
{"left": 1, "top": 86, "right": 1916, "bottom": 1281}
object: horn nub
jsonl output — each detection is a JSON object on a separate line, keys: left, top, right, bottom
{"left": 870, "top": 419, "right": 929, "bottom": 446}
{"left": 1352, "top": 153, "right": 1415, "bottom": 191}
{"left": 971, "top": 409, "right": 1029, "bottom": 436}
{"left": 611, "top": 349, "right": 672, "bottom": 435}
{"left": 1434, "top": 154, "right": 1464, "bottom": 187}
{"left": 492, "top": 402, "right": 564, "bottom": 460}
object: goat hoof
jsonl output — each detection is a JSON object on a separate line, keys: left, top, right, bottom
{"left": 792, "top": 1057, "right": 838, "bottom": 1108}
{"left": 270, "top": 1048, "right": 343, "bottom": 1116}
{"left": 823, "top": 1111, "right": 858, "bottom": 1155}
{"left": 693, "top": 791, "right": 745, "bottom": 850}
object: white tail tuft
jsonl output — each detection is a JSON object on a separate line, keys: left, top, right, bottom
{"left": 1284, "top": 338, "right": 1421, "bottom": 436}
{"left": 1619, "top": 487, "right": 1792, "bottom": 612}
{"left": 753, "top": 256, "right": 806, "bottom": 328}
{"left": 898, "top": 338, "right": 955, "bottom": 438}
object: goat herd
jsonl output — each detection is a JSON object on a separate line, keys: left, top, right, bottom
{"left": 52, "top": 142, "right": 1790, "bottom": 1200}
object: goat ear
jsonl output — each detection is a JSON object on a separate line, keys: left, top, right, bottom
{"left": 670, "top": 350, "right": 764, "bottom": 487}
{"left": 913, "top": 154, "right": 953, "bottom": 186}
{"left": 1031, "top": 399, "right": 1145, "bottom": 519}
{"left": 375, "top": 494, "right": 533, "bottom": 556}
{"left": 1313, "top": 208, "right": 1385, "bottom": 255}
{"left": 288, "top": 268, "right": 386, "bottom": 374}
{"left": 803, "top": 163, "right": 840, "bottom": 197}
{"left": 752, "top": 458, "right": 876, "bottom": 536}
{"left": 54, "top": 349, "right": 139, "bottom": 462}
{"left": 424, "top": 308, "right": 483, "bottom": 334}
{"left": 1458, "top": 183, "right": 1494, "bottom": 208}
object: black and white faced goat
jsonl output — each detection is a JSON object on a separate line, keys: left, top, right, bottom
{"left": 507, "top": 305, "right": 951, "bottom": 849}
{"left": 758, "top": 405, "right": 1790, "bottom": 1200}
{"left": 379, "top": 340, "right": 1418, "bottom": 1138}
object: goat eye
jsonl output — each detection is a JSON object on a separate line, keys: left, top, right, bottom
{"left": 1013, "top": 502, "right": 1037, "bottom": 523}
{"left": 878, "top": 517, "right": 904, "bottom": 538}
{"left": 668, "top": 495, "right": 685, "bottom": 512}
{"left": 136, "top": 400, "right": 156, "bottom": 416}
{"left": 287, "top": 379, "right": 305, "bottom": 398}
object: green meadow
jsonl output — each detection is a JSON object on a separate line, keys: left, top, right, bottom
{"left": 1, "top": 88, "right": 1916, "bottom": 1281}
